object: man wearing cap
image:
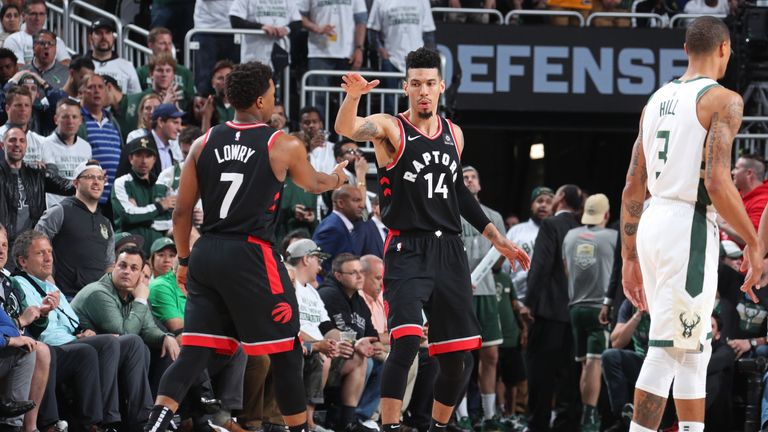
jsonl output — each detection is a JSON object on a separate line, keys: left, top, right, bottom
{"left": 285, "top": 238, "right": 343, "bottom": 432}
{"left": 41, "top": 99, "right": 92, "bottom": 207}
{"left": 561, "top": 193, "right": 617, "bottom": 432}
{"left": 115, "top": 232, "right": 145, "bottom": 254}
{"left": 0, "top": 126, "right": 73, "bottom": 248}
{"left": 3, "top": 0, "right": 70, "bottom": 66}
{"left": 458, "top": 166, "right": 507, "bottom": 431}
{"left": 22, "top": 30, "right": 68, "bottom": 90}
{"left": 86, "top": 18, "right": 142, "bottom": 95}
{"left": 35, "top": 159, "right": 115, "bottom": 299}
{"left": 526, "top": 184, "right": 583, "bottom": 432}
{"left": 111, "top": 139, "right": 175, "bottom": 258}
{"left": 117, "top": 103, "right": 184, "bottom": 180}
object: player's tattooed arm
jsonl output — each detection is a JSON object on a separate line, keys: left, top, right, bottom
{"left": 621, "top": 112, "right": 647, "bottom": 262}
{"left": 350, "top": 119, "right": 379, "bottom": 142}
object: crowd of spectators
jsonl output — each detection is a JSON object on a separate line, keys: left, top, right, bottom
{"left": 0, "top": 2, "right": 752, "bottom": 432}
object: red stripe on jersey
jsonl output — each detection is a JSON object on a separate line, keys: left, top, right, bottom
{"left": 181, "top": 333, "right": 239, "bottom": 355}
{"left": 241, "top": 336, "right": 296, "bottom": 356}
{"left": 428, "top": 336, "right": 482, "bottom": 356}
{"left": 385, "top": 118, "right": 406, "bottom": 171}
{"left": 390, "top": 324, "right": 424, "bottom": 340}
{"left": 446, "top": 119, "right": 461, "bottom": 159}
{"left": 267, "top": 130, "right": 283, "bottom": 151}
{"left": 225, "top": 121, "right": 267, "bottom": 130}
{"left": 250, "top": 237, "right": 284, "bottom": 295}
{"left": 200, "top": 128, "right": 213, "bottom": 150}
{"left": 399, "top": 112, "right": 443, "bottom": 140}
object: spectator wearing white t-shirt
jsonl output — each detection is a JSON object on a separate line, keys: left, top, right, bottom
{"left": 3, "top": 0, "right": 70, "bottom": 66}
{"left": 42, "top": 99, "right": 91, "bottom": 207}
{"left": 299, "top": 0, "right": 368, "bottom": 118}
{"left": 85, "top": 19, "right": 142, "bottom": 95}
{"left": 285, "top": 239, "right": 342, "bottom": 432}
{"left": 367, "top": 0, "right": 436, "bottom": 113}
{"left": 229, "top": 0, "right": 301, "bottom": 69}
{"left": 0, "top": 86, "right": 46, "bottom": 164}
{"left": 193, "top": 0, "right": 239, "bottom": 96}
{"left": 683, "top": 0, "right": 730, "bottom": 14}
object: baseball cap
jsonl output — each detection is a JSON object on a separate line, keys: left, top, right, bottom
{"left": 126, "top": 136, "right": 157, "bottom": 156}
{"left": 72, "top": 160, "right": 104, "bottom": 179}
{"left": 581, "top": 193, "right": 610, "bottom": 225}
{"left": 89, "top": 18, "right": 116, "bottom": 33}
{"left": 720, "top": 240, "right": 743, "bottom": 259}
{"left": 115, "top": 232, "right": 145, "bottom": 252}
{"left": 286, "top": 239, "right": 331, "bottom": 260}
{"left": 151, "top": 103, "right": 185, "bottom": 122}
{"left": 530, "top": 186, "right": 554, "bottom": 203}
{"left": 150, "top": 237, "right": 176, "bottom": 255}
{"left": 100, "top": 74, "right": 121, "bottom": 91}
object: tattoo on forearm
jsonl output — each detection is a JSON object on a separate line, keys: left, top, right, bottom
{"left": 628, "top": 139, "right": 642, "bottom": 178}
{"left": 624, "top": 200, "right": 643, "bottom": 218}
{"left": 706, "top": 112, "right": 720, "bottom": 180}
{"left": 351, "top": 120, "right": 378, "bottom": 142}
{"left": 624, "top": 223, "right": 638, "bottom": 236}
{"left": 633, "top": 392, "right": 666, "bottom": 429}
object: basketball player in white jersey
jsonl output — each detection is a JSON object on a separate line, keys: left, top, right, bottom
{"left": 621, "top": 16, "right": 763, "bottom": 432}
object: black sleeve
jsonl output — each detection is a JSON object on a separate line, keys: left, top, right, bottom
{"left": 526, "top": 218, "right": 555, "bottom": 314}
{"left": 318, "top": 286, "right": 345, "bottom": 329}
{"left": 319, "top": 321, "right": 336, "bottom": 335}
{"left": 230, "top": 15, "right": 263, "bottom": 30}
{"left": 606, "top": 231, "right": 622, "bottom": 303}
{"left": 455, "top": 174, "right": 491, "bottom": 234}
{"left": 43, "top": 167, "right": 75, "bottom": 196}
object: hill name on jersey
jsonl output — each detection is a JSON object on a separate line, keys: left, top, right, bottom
{"left": 214, "top": 144, "right": 257, "bottom": 164}
{"left": 659, "top": 98, "right": 679, "bottom": 117}
{"left": 403, "top": 150, "right": 459, "bottom": 183}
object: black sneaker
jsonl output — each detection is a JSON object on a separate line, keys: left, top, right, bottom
{"left": 344, "top": 421, "right": 377, "bottom": 432}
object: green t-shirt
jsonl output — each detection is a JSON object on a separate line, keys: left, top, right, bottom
{"left": 148, "top": 271, "right": 186, "bottom": 324}
{"left": 136, "top": 64, "right": 196, "bottom": 96}
{"left": 496, "top": 271, "right": 520, "bottom": 348}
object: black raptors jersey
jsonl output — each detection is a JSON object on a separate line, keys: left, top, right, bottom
{"left": 197, "top": 121, "right": 284, "bottom": 244}
{"left": 377, "top": 114, "right": 462, "bottom": 234}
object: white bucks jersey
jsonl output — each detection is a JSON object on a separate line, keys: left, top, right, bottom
{"left": 642, "top": 77, "right": 720, "bottom": 206}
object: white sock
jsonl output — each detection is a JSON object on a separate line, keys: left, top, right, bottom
{"left": 678, "top": 421, "right": 704, "bottom": 432}
{"left": 456, "top": 397, "right": 468, "bottom": 418}
{"left": 481, "top": 393, "right": 496, "bottom": 420}
{"left": 629, "top": 421, "right": 656, "bottom": 432}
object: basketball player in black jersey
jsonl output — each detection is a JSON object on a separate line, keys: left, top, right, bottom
{"left": 335, "top": 48, "right": 531, "bottom": 432}
{"left": 143, "top": 62, "right": 349, "bottom": 432}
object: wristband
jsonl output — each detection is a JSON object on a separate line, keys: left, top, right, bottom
{"left": 332, "top": 172, "right": 341, "bottom": 188}
{"left": 178, "top": 255, "right": 189, "bottom": 266}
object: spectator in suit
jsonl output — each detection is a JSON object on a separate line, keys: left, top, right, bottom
{"left": 525, "top": 184, "right": 583, "bottom": 432}
{"left": 313, "top": 184, "right": 365, "bottom": 273}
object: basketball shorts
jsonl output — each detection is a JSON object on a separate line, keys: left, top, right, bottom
{"left": 181, "top": 234, "right": 300, "bottom": 356}
{"left": 383, "top": 230, "right": 482, "bottom": 356}
{"left": 472, "top": 296, "right": 503, "bottom": 347}
{"left": 497, "top": 346, "right": 526, "bottom": 385}
{"left": 569, "top": 305, "right": 608, "bottom": 361}
{"left": 637, "top": 197, "right": 717, "bottom": 352}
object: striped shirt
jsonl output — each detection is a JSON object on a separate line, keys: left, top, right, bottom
{"left": 81, "top": 107, "right": 122, "bottom": 203}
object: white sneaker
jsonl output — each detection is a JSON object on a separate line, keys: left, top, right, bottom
{"left": 313, "top": 424, "right": 335, "bottom": 432}
{"left": 54, "top": 420, "right": 68, "bottom": 432}
{"left": 361, "top": 421, "right": 379, "bottom": 432}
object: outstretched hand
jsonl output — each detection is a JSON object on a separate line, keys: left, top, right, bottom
{"left": 493, "top": 238, "right": 530, "bottom": 272}
{"left": 341, "top": 73, "right": 380, "bottom": 98}
{"left": 622, "top": 259, "right": 647, "bottom": 311}
{"left": 331, "top": 160, "right": 349, "bottom": 188}
{"left": 740, "top": 244, "right": 763, "bottom": 303}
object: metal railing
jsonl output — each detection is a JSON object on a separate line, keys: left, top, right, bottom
{"left": 505, "top": 9, "right": 586, "bottom": 26}
{"left": 734, "top": 116, "right": 768, "bottom": 159}
{"left": 184, "top": 28, "right": 291, "bottom": 115}
{"left": 586, "top": 12, "right": 663, "bottom": 26}
{"left": 45, "top": 0, "right": 68, "bottom": 48}
{"left": 68, "top": 0, "right": 124, "bottom": 57}
{"left": 669, "top": 13, "right": 727, "bottom": 27}
{"left": 431, "top": 7, "right": 505, "bottom": 24}
{"left": 123, "top": 24, "right": 152, "bottom": 68}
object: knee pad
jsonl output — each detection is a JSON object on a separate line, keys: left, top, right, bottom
{"left": 672, "top": 343, "right": 711, "bottom": 400}
{"left": 433, "top": 351, "right": 473, "bottom": 406}
{"left": 635, "top": 346, "right": 676, "bottom": 398}
{"left": 381, "top": 335, "right": 420, "bottom": 400}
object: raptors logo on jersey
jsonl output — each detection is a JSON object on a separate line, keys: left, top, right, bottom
{"left": 377, "top": 114, "right": 463, "bottom": 234}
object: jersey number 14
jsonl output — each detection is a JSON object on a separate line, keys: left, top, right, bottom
{"left": 424, "top": 172, "right": 448, "bottom": 199}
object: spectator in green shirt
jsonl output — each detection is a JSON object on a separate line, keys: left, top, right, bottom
{"left": 136, "top": 28, "right": 196, "bottom": 97}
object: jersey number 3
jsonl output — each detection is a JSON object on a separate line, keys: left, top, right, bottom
{"left": 220, "top": 172, "right": 243, "bottom": 218}
{"left": 655, "top": 130, "right": 670, "bottom": 179}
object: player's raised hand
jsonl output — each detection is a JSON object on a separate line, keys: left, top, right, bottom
{"left": 740, "top": 243, "right": 763, "bottom": 303}
{"left": 622, "top": 259, "right": 647, "bottom": 311}
{"left": 341, "top": 73, "right": 380, "bottom": 98}
{"left": 493, "top": 238, "right": 530, "bottom": 271}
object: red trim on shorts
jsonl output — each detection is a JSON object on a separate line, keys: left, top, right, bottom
{"left": 241, "top": 336, "right": 296, "bottom": 356}
{"left": 383, "top": 229, "right": 398, "bottom": 257}
{"left": 446, "top": 119, "right": 461, "bottom": 159}
{"left": 267, "top": 130, "right": 283, "bottom": 151}
{"left": 386, "top": 118, "right": 407, "bottom": 171}
{"left": 390, "top": 324, "right": 424, "bottom": 340}
{"left": 399, "top": 112, "right": 443, "bottom": 140}
{"left": 181, "top": 333, "right": 240, "bottom": 355}
{"left": 428, "top": 336, "right": 482, "bottom": 356}
{"left": 247, "top": 235, "right": 284, "bottom": 295}
{"left": 200, "top": 128, "right": 213, "bottom": 150}
{"left": 225, "top": 121, "right": 267, "bottom": 130}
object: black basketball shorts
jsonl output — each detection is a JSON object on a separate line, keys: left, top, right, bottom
{"left": 181, "top": 234, "right": 300, "bottom": 356}
{"left": 383, "top": 230, "right": 481, "bottom": 356}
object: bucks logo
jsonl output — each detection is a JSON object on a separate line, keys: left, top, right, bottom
{"left": 679, "top": 312, "right": 701, "bottom": 339}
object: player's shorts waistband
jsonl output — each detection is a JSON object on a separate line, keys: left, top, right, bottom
{"left": 649, "top": 197, "right": 715, "bottom": 213}
{"left": 388, "top": 229, "right": 461, "bottom": 238}
{"left": 201, "top": 232, "right": 274, "bottom": 248}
